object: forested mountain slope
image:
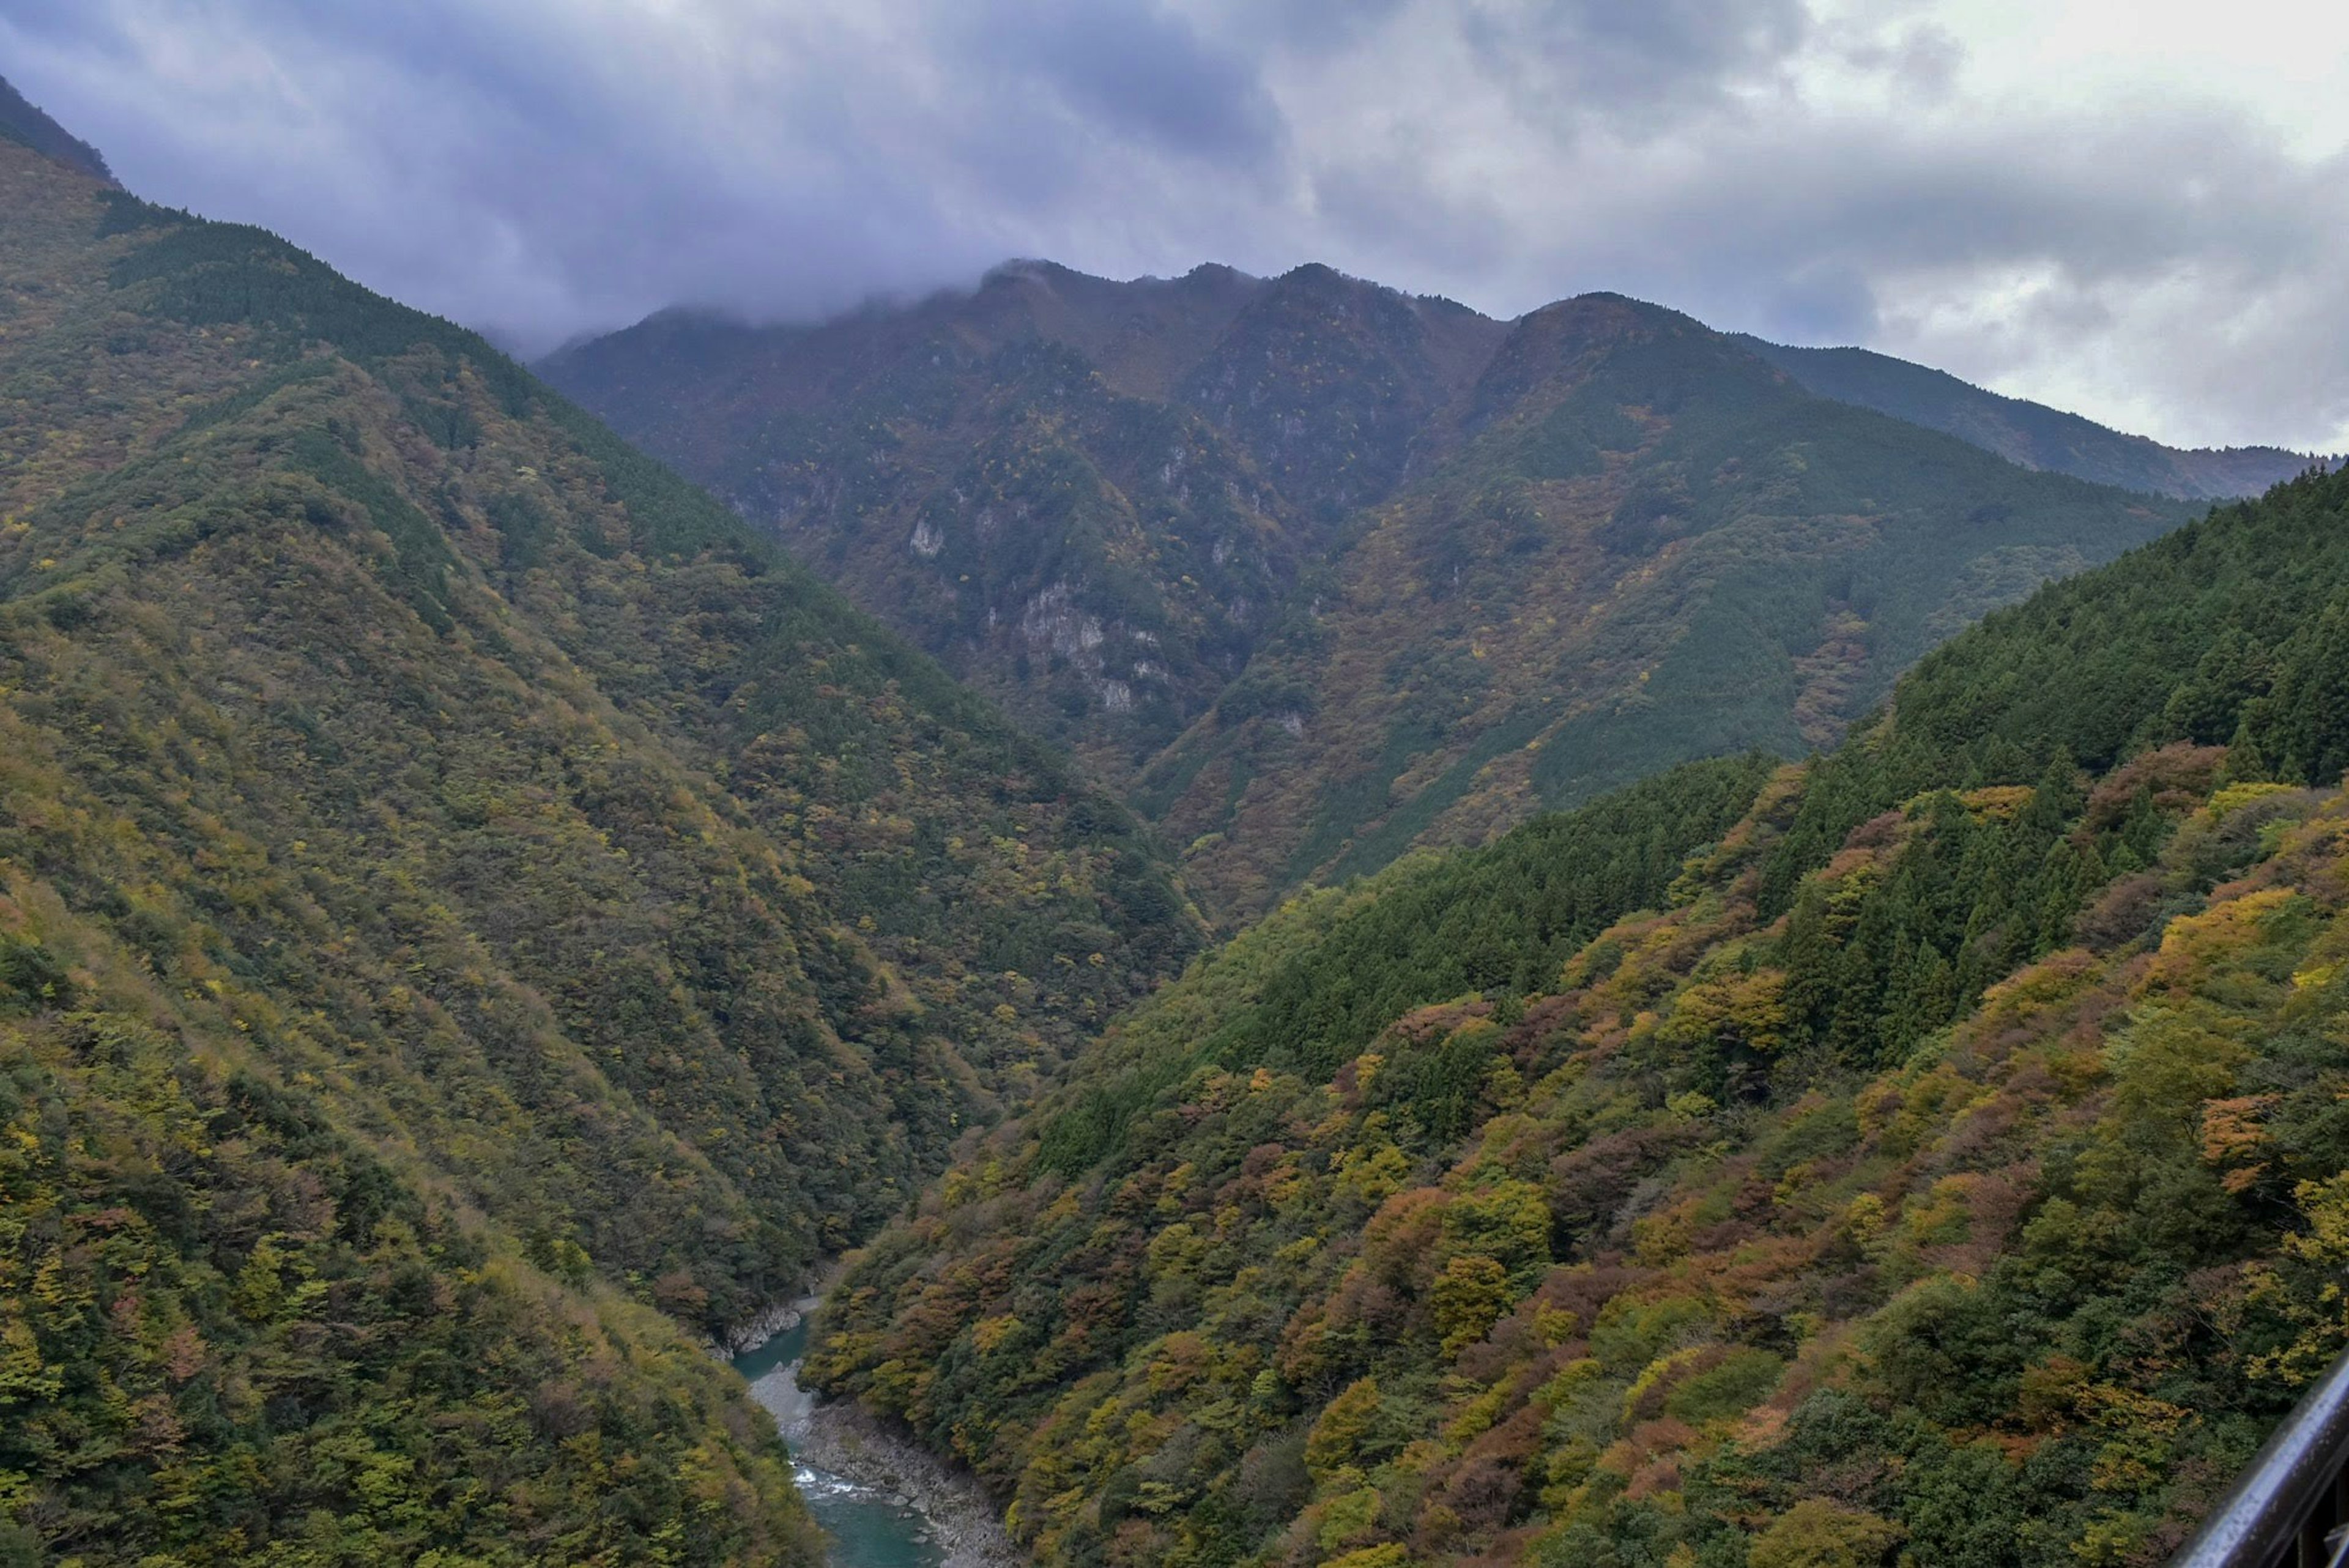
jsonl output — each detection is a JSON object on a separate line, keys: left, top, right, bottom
{"left": 2, "top": 913, "right": 824, "bottom": 1567}
{"left": 0, "top": 131, "right": 1192, "bottom": 1564}
{"left": 1735, "top": 335, "right": 2320, "bottom": 501}
{"left": 548, "top": 267, "right": 2195, "bottom": 918}
{"left": 1143, "top": 295, "right": 2191, "bottom": 914}
{"left": 807, "top": 466, "right": 2349, "bottom": 1568}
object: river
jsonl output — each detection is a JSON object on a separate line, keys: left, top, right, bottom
{"left": 733, "top": 1317, "right": 946, "bottom": 1568}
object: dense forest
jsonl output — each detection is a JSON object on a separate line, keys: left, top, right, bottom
{"left": 2, "top": 938, "right": 823, "bottom": 1567}
{"left": 548, "top": 263, "right": 2205, "bottom": 919}
{"left": 806, "top": 465, "right": 2349, "bottom": 1568}
{"left": 0, "top": 126, "right": 1194, "bottom": 1563}
{"left": 1132, "top": 295, "right": 2192, "bottom": 916}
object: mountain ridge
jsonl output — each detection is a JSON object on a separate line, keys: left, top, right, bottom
{"left": 1144, "top": 288, "right": 2192, "bottom": 912}
{"left": 0, "top": 73, "right": 116, "bottom": 187}
{"left": 556, "top": 261, "right": 2302, "bottom": 503}
{"left": 547, "top": 264, "right": 2199, "bottom": 918}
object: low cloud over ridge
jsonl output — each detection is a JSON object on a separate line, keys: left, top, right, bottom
{"left": 4, "top": 0, "right": 2343, "bottom": 451}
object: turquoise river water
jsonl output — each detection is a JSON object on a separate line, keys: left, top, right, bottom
{"left": 733, "top": 1319, "right": 944, "bottom": 1568}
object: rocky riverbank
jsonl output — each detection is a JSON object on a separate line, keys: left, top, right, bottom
{"left": 735, "top": 1297, "right": 1023, "bottom": 1568}
{"left": 713, "top": 1295, "right": 817, "bottom": 1357}
{"left": 792, "top": 1400, "right": 1023, "bottom": 1568}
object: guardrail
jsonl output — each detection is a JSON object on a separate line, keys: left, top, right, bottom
{"left": 2170, "top": 1349, "right": 2349, "bottom": 1568}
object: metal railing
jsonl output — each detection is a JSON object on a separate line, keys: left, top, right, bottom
{"left": 2171, "top": 1349, "right": 2349, "bottom": 1568}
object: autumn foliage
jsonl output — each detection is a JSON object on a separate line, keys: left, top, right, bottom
{"left": 809, "top": 466, "right": 2349, "bottom": 1568}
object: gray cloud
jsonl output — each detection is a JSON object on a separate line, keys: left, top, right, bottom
{"left": 1559, "top": 99, "right": 2349, "bottom": 447}
{"left": 1458, "top": 0, "right": 1812, "bottom": 125}
{"left": 964, "top": 0, "right": 1285, "bottom": 166}
{"left": 1, "top": 0, "right": 2343, "bottom": 451}
{"left": 1215, "top": 0, "right": 1414, "bottom": 56}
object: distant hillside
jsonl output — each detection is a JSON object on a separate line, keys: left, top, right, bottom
{"left": 1735, "top": 335, "right": 2318, "bottom": 499}
{"left": 0, "top": 73, "right": 116, "bottom": 185}
{"left": 550, "top": 268, "right": 2196, "bottom": 916}
{"left": 0, "top": 133, "right": 1192, "bottom": 1564}
{"left": 808, "top": 466, "right": 2349, "bottom": 1568}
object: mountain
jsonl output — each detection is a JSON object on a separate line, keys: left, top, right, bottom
{"left": 1141, "top": 295, "right": 2194, "bottom": 914}
{"left": 541, "top": 261, "right": 1502, "bottom": 793}
{"left": 1735, "top": 334, "right": 2320, "bottom": 500}
{"left": 806, "top": 465, "right": 2349, "bottom": 1568}
{"left": 548, "top": 269, "right": 2197, "bottom": 917}
{"left": 0, "top": 75, "right": 117, "bottom": 186}
{"left": 0, "top": 130, "right": 1195, "bottom": 1563}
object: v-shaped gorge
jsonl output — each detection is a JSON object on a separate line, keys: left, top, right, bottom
{"left": 3, "top": 43, "right": 2339, "bottom": 1568}
{"left": 546, "top": 261, "right": 2214, "bottom": 919}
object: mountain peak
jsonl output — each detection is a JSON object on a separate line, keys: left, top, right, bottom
{"left": 1273, "top": 259, "right": 1353, "bottom": 288}
{"left": 0, "top": 75, "right": 117, "bottom": 187}
{"left": 1181, "top": 260, "right": 1253, "bottom": 287}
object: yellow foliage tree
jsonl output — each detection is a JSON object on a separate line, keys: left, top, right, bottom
{"left": 1746, "top": 1499, "right": 1905, "bottom": 1568}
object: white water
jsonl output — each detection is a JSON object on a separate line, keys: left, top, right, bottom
{"left": 733, "top": 1316, "right": 944, "bottom": 1568}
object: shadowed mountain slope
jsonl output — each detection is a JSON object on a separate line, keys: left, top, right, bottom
{"left": 545, "top": 261, "right": 1507, "bottom": 789}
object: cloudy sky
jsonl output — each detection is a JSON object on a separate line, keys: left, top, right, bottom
{"left": 4, "top": 0, "right": 2345, "bottom": 451}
